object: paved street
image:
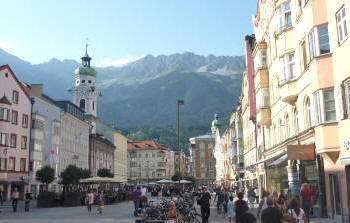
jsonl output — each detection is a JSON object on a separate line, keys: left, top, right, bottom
{"left": 0, "top": 199, "right": 336, "bottom": 223}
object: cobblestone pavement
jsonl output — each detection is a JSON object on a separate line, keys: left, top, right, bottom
{"left": 0, "top": 200, "right": 337, "bottom": 223}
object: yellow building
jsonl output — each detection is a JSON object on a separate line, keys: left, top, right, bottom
{"left": 324, "top": 0, "right": 350, "bottom": 221}
{"left": 113, "top": 131, "right": 128, "bottom": 182}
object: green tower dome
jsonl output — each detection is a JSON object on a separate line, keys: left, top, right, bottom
{"left": 211, "top": 113, "right": 222, "bottom": 128}
{"left": 74, "top": 66, "right": 97, "bottom": 77}
{"left": 75, "top": 44, "right": 97, "bottom": 78}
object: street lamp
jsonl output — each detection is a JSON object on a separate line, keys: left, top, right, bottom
{"left": 177, "top": 100, "right": 184, "bottom": 173}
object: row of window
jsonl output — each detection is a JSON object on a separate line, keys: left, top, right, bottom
{"left": 0, "top": 108, "right": 28, "bottom": 127}
{"left": 270, "top": 86, "right": 342, "bottom": 146}
{"left": 0, "top": 157, "right": 26, "bottom": 172}
{"left": 0, "top": 133, "right": 27, "bottom": 149}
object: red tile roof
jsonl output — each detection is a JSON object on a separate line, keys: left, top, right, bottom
{"left": 128, "top": 140, "right": 166, "bottom": 150}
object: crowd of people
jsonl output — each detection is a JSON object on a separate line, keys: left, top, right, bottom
{"left": 130, "top": 182, "right": 315, "bottom": 223}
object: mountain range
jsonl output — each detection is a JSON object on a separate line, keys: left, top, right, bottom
{"left": 0, "top": 49, "right": 245, "bottom": 128}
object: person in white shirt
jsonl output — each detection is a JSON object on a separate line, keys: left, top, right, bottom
{"left": 141, "top": 186, "right": 147, "bottom": 196}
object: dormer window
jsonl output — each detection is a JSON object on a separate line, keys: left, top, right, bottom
{"left": 88, "top": 80, "right": 92, "bottom": 84}
{"left": 82, "top": 80, "right": 85, "bottom": 83}
{"left": 76, "top": 80, "right": 80, "bottom": 85}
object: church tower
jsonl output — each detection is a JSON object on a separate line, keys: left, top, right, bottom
{"left": 71, "top": 44, "right": 99, "bottom": 133}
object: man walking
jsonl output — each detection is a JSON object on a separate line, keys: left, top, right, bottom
{"left": 11, "top": 187, "right": 19, "bottom": 212}
{"left": 300, "top": 183, "right": 312, "bottom": 223}
{"left": 235, "top": 192, "right": 249, "bottom": 223}
{"left": 198, "top": 186, "right": 211, "bottom": 223}
{"left": 261, "top": 198, "right": 284, "bottom": 223}
{"left": 133, "top": 186, "right": 142, "bottom": 217}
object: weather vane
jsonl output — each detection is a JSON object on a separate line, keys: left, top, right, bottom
{"left": 85, "top": 37, "right": 89, "bottom": 54}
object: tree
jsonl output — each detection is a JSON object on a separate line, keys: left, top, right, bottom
{"left": 60, "top": 165, "right": 83, "bottom": 185}
{"left": 80, "top": 168, "right": 90, "bottom": 179}
{"left": 185, "top": 175, "right": 196, "bottom": 184}
{"left": 171, "top": 172, "right": 183, "bottom": 182}
{"left": 97, "top": 168, "right": 114, "bottom": 178}
{"left": 36, "top": 166, "right": 55, "bottom": 190}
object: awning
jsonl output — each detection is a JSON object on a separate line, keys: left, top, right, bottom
{"left": 340, "top": 155, "right": 350, "bottom": 165}
{"left": 267, "top": 154, "right": 288, "bottom": 168}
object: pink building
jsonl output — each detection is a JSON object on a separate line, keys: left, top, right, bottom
{"left": 0, "top": 65, "right": 31, "bottom": 200}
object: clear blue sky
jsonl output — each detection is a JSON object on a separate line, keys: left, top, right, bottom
{"left": 0, "top": 0, "right": 257, "bottom": 66}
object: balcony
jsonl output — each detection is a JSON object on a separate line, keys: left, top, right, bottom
{"left": 254, "top": 69, "right": 269, "bottom": 90}
{"left": 280, "top": 79, "right": 298, "bottom": 105}
{"left": 257, "top": 108, "right": 271, "bottom": 126}
{"left": 315, "top": 123, "right": 340, "bottom": 164}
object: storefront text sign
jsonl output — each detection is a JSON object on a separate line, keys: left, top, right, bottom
{"left": 287, "top": 144, "right": 315, "bottom": 160}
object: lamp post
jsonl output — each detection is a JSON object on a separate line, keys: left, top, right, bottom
{"left": 177, "top": 100, "right": 184, "bottom": 174}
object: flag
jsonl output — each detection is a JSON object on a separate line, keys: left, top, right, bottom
{"left": 50, "top": 148, "right": 57, "bottom": 166}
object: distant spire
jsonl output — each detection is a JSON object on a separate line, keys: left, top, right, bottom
{"left": 85, "top": 38, "right": 89, "bottom": 57}
{"left": 81, "top": 38, "right": 91, "bottom": 67}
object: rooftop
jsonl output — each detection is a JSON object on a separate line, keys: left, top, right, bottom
{"left": 128, "top": 140, "right": 167, "bottom": 150}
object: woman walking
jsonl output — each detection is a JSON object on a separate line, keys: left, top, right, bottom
{"left": 87, "top": 189, "right": 94, "bottom": 216}
{"left": 288, "top": 198, "right": 307, "bottom": 223}
{"left": 227, "top": 196, "right": 235, "bottom": 223}
{"left": 11, "top": 188, "right": 19, "bottom": 212}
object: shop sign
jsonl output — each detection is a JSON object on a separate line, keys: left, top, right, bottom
{"left": 287, "top": 144, "right": 315, "bottom": 160}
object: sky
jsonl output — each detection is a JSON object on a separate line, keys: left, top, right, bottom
{"left": 0, "top": 0, "right": 257, "bottom": 66}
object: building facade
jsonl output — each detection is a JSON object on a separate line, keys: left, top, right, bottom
{"left": 27, "top": 84, "right": 61, "bottom": 197}
{"left": 0, "top": 65, "right": 31, "bottom": 200}
{"left": 113, "top": 131, "right": 128, "bottom": 182}
{"left": 189, "top": 134, "right": 216, "bottom": 185}
{"left": 89, "top": 134, "right": 115, "bottom": 176}
{"left": 55, "top": 101, "right": 90, "bottom": 172}
{"left": 247, "top": 0, "right": 350, "bottom": 221}
{"left": 127, "top": 141, "right": 170, "bottom": 183}
{"left": 167, "top": 150, "right": 175, "bottom": 178}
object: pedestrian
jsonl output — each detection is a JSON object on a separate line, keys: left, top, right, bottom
{"left": 11, "top": 187, "right": 19, "bottom": 212}
{"left": 98, "top": 190, "right": 104, "bottom": 214}
{"left": 272, "top": 191, "right": 280, "bottom": 208}
{"left": 257, "top": 190, "right": 270, "bottom": 219}
{"left": 300, "top": 183, "right": 312, "bottom": 223}
{"left": 214, "top": 187, "right": 223, "bottom": 215}
{"left": 24, "top": 190, "right": 31, "bottom": 212}
{"left": 288, "top": 198, "right": 307, "bottom": 223}
{"left": 234, "top": 192, "right": 248, "bottom": 223}
{"left": 198, "top": 186, "right": 211, "bottom": 223}
{"left": 239, "top": 203, "right": 257, "bottom": 223}
{"left": 248, "top": 188, "right": 256, "bottom": 209}
{"left": 223, "top": 190, "right": 229, "bottom": 217}
{"left": 87, "top": 189, "right": 94, "bottom": 216}
{"left": 227, "top": 196, "right": 236, "bottom": 223}
{"left": 261, "top": 198, "right": 283, "bottom": 223}
{"left": 133, "top": 186, "right": 141, "bottom": 217}
{"left": 0, "top": 190, "right": 3, "bottom": 206}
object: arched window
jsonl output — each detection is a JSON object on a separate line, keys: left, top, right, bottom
{"left": 294, "top": 108, "right": 299, "bottom": 135}
{"left": 92, "top": 101, "right": 95, "bottom": 111}
{"left": 80, "top": 99, "right": 85, "bottom": 110}
{"left": 279, "top": 119, "right": 283, "bottom": 142}
{"left": 305, "top": 97, "right": 312, "bottom": 128}
{"left": 285, "top": 114, "right": 290, "bottom": 138}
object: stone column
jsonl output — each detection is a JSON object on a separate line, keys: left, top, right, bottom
{"left": 287, "top": 160, "right": 300, "bottom": 196}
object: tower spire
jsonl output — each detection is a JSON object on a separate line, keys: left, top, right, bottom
{"left": 81, "top": 39, "right": 91, "bottom": 67}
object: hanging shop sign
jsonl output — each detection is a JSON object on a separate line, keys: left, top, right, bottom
{"left": 287, "top": 144, "right": 315, "bottom": 160}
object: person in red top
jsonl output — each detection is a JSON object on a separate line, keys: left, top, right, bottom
{"left": 300, "top": 183, "right": 312, "bottom": 223}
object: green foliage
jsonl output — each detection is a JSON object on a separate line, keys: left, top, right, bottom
{"left": 185, "top": 175, "right": 196, "bottom": 183}
{"left": 37, "top": 191, "right": 57, "bottom": 208}
{"left": 60, "top": 165, "right": 88, "bottom": 185}
{"left": 97, "top": 168, "right": 114, "bottom": 178}
{"left": 36, "top": 166, "right": 55, "bottom": 185}
{"left": 172, "top": 172, "right": 183, "bottom": 182}
{"left": 80, "top": 168, "right": 90, "bottom": 179}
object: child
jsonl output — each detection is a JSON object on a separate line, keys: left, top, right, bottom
{"left": 227, "top": 196, "right": 235, "bottom": 223}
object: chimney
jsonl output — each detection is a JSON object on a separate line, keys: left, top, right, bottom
{"left": 29, "top": 84, "right": 43, "bottom": 97}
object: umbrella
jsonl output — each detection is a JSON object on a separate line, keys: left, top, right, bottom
{"left": 178, "top": 180, "right": 193, "bottom": 184}
{"left": 148, "top": 182, "right": 158, "bottom": 185}
{"left": 156, "top": 179, "right": 174, "bottom": 184}
{"left": 80, "top": 176, "right": 114, "bottom": 183}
